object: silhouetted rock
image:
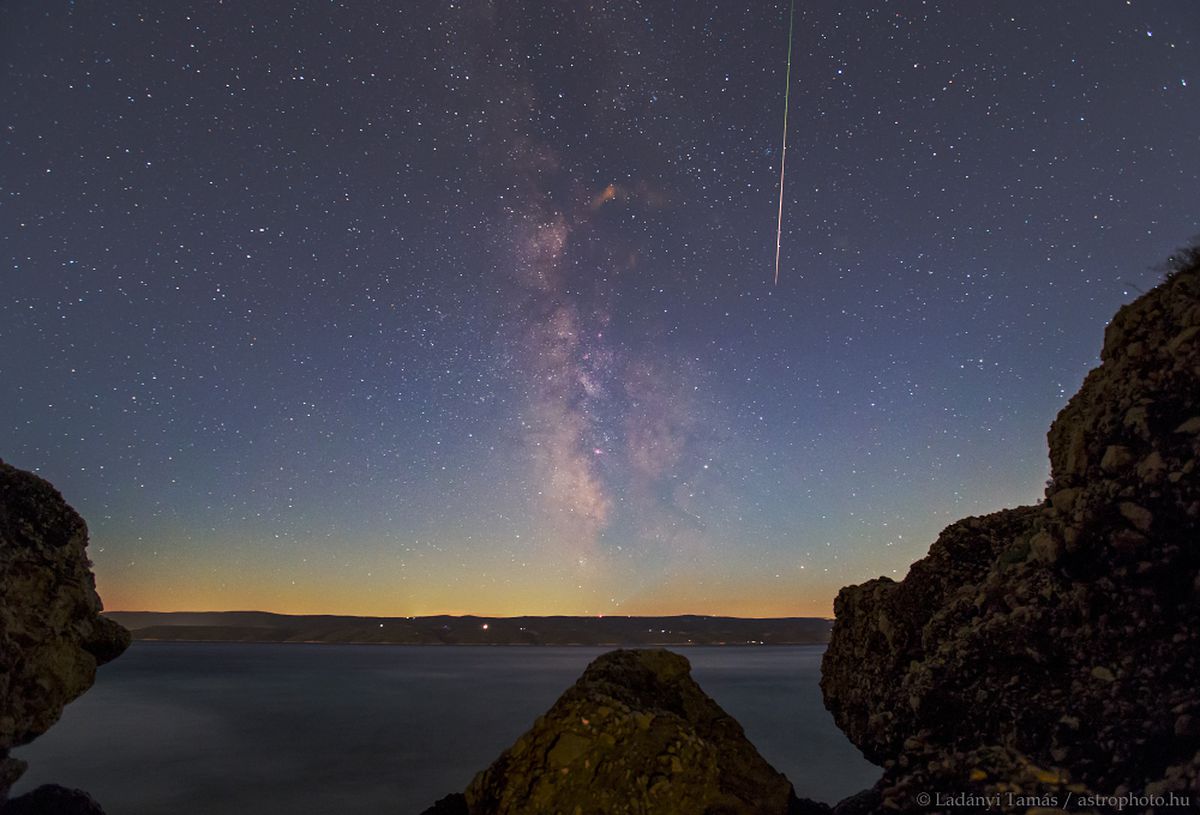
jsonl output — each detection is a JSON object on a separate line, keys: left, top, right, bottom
{"left": 0, "top": 784, "right": 105, "bottom": 815}
{"left": 462, "top": 648, "right": 803, "bottom": 814}
{"left": 0, "top": 460, "right": 130, "bottom": 804}
{"left": 821, "top": 252, "right": 1200, "bottom": 810}
{"left": 825, "top": 787, "right": 879, "bottom": 815}
{"left": 419, "top": 793, "right": 469, "bottom": 815}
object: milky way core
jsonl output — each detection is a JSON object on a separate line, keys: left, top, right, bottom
{"left": 2, "top": 1, "right": 1198, "bottom": 616}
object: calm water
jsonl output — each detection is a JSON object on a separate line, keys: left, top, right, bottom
{"left": 13, "top": 643, "right": 879, "bottom": 813}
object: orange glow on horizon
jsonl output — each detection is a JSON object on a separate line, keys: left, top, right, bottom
{"left": 97, "top": 574, "right": 840, "bottom": 619}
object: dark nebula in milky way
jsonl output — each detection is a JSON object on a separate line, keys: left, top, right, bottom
{"left": 1, "top": 0, "right": 1197, "bottom": 615}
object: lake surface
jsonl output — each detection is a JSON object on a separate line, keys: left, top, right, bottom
{"left": 13, "top": 643, "right": 879, "bottom": 813}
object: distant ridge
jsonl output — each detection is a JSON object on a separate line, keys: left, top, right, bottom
{"left": 104, "top": 611, "right": 831, "bottom": 646}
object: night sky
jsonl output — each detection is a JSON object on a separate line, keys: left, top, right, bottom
{"left": 2, "top": 2, "right": 1198, "bottom": 617}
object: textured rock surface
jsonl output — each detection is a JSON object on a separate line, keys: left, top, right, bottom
{"left": 0, "top": 460, "right": 130, "bottom": 802}
{"left": 822, "top": 252, "right": 1200, "bottom": 810}
{"left": 463, "top": 648, "right": 804, "bottom": 815}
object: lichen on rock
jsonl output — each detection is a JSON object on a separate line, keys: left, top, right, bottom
{"left": 821, "top": 253, "right": 1200, "bottom": 810}
{"left": 462, "top": 648, "right": 804, "bottom": 815}
{"left": 0, "top": 460, "right": 131, "bottom": 805}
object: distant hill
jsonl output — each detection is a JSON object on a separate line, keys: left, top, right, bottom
{"left": 105, "top": 611, "right": 832, "bottom": 646}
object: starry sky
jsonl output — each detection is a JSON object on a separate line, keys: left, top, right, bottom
{"left": 2, "top": 1, "right": 1198, "bottom": 617}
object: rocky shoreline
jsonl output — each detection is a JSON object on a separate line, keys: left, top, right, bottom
{"left": 819, "top": 247, "right": 1200, "bottom": 812}
{"left": 0, "top": 460, "right": 130, "bottom": 814}
{"left": 422, "top": 251, "right": 1199, "bottom": 813}
{"left": 2, "top": 247, "right": 1196, "bottom": 814}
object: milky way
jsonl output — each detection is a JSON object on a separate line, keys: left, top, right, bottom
{"left": 1, "top": 1, "right": 1198, "bottom": 615}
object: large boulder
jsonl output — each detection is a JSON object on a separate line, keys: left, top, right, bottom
{"left": 0, "top": 460, "right": 130, "bottom": 802}
{"left": 821, "top": 251, "right": 1200, "bottom": 810}
{"left": 462, "top": 648, "right": 805, "bottom": 815}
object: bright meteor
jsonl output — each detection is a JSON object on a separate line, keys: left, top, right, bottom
{"left": 774, "top": 0, "right": 795, "bottom": 286}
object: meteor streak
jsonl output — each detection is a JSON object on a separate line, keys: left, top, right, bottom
{"left": 773, "top": 0, "right": 795, "bottom": 286}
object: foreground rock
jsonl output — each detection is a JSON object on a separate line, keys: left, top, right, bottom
{"left": 822, "top": 250, "right": 1200, "bottom": 810}
{"left": 1, "top": 785, "right": 105, "bottom": 815}
{"left": 0, "top": 460, "right": 130, "bottom": 808}
{"left": 453, "top": 648, "right": 807, "bottom": 815}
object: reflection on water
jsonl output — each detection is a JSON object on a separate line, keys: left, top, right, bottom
{"left": 14, "top": 642, "right": 879, "bottom": 813}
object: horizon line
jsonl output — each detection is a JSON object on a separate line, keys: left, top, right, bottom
{"left": 104, "top": 609, "right": 836, "bottom": 622}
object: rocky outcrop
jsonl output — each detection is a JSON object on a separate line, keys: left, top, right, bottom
{"left": 821, "top": 250, "right": 1200, "bottom": 811}
{"left": 0, "top": 460, "right": 130, "bottom": 806}
{"left": 460, "top": 648, "right": 805, "bottom": 815}
{"left": 424, "top": 251, "right": 1199, "bottom": 814}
